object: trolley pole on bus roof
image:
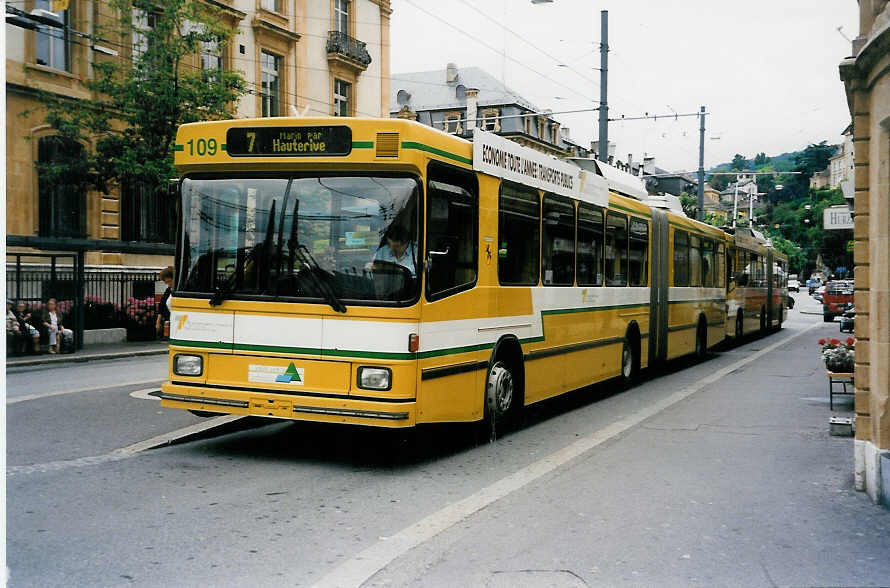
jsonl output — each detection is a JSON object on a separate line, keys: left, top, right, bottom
{"left": 697, "top": 106, "right": 706, "bottom": 221}
{"left": 598, "top": 10, "right": 609, "bottom": 163}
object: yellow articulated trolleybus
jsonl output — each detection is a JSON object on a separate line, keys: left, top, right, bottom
{"left": 725, "top": 226, "right": 788, "bottom": 340}
{"left": 160, "top": 117, "right": 742, "bottom": 436}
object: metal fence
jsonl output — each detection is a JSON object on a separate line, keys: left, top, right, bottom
{"left": 7, "top": 253, "right": 163, "bottom": 347}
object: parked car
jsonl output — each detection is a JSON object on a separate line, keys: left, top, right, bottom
{"left": 813, "top": 285, "right": 826, "bottom": 303}
{"left": 823, "top": 280, "right": 854, "bottom": 322}
{"left": 839, "top": 303, "right": 855, "bottom": 333}
{"left": 788, "top": 278, "right": 800, "bottom": 292}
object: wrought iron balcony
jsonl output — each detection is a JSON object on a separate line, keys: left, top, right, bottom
{"left": 326, "top": 30, "right": 372, "bottom": 70}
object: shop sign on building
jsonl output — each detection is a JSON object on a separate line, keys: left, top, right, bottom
{"left": 823, "top": 205, "right": 853, "bottom": 230}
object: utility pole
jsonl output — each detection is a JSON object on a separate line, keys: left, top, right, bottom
{"left": 732, "top": 176, "right": 740, "bottom": 229}
{"left": 598, "top": 10, "right": 608, "bottom": 163}
{"left": 696, "top": 105, "right": 705, "bottom": 221}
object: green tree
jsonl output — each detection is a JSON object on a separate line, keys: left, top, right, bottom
{"left": 679, "top": 192, "right": 698, "bottom": 218}
{"left": 730, "top": 153, "right": 748, "bottom": 171}
{"left": 754, "top": 152, "right": 770, "bottom": 166}
{"left": 32, "top": 0, "right": 247, "bottom": 200}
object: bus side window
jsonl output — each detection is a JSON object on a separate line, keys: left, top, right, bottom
{"left": 629, "top": 218, "right": 648, "bottom": 287}
{"left": 701, "top": 239, "right": 714, "bottom": 288}
{"left": 542, "top": 193, "right": 575, "bottom": 286}
{"left": 673, "top": 230, "right": 689, "bottom": 286}
{"left": 605, "top": 211, "right": 628, "bottom": 286}
{"left": 689, "top": 234, "right": 702, "bottom": 287}
{"left": 498, "top": 182, "right": 540, "bottom": 286}
{"left": 577, "top": 204, "right": 604, "bottom": 286}
{"left": 426, "top": 163, "right": 478, "bottom": 301}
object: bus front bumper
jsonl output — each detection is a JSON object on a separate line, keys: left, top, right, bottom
{"left": 159, "top": 381, "right": 416, "bottom": 427}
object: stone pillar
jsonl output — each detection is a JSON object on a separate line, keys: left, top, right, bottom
{"left": 841, "top": 0, "right": 890, "bottom": 505}
{"left": 465, "top": 88, "right": 479, "bottom": 133}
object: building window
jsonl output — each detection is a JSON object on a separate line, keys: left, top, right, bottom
{"left": 523, "top": 113, "right": 532, "bottom": 136}
{"left": 443, "top": 112, "right": 462, "bottom": 134}
{"left": 201, "top": 37, "right": 222, "bottom": 76}
{"left": 121, "top": 182, "right": 175, "bottom": 244}
{"left": 334, "top": 0, "right": 349, "bottom": 34}
{"left": 132, "top": 9, "right": 158, "bottom": 60}
{"left": 480, "top": 109, "right": 500, "bottom": 132}
{"left": 333, "top": 79, "right": 350, "bottom": 116}
{"left": 261, "top": 0, "right": 281, "bottom": 13}
{"left": 35, "top": 0, "right": 69, "bottom": 71}
{"left": 261, "top": 51, "right": 281, "bottom": 117}
{"left": 37, "top": 137, "right": 86, "bottom": 239}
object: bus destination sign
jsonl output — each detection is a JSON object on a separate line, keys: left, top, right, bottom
{"left": 226, "top": 126, "right": 352, "bottom": 157}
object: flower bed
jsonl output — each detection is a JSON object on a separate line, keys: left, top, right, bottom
{"left": 819, "top": 337, "right": 855, "bottom": 373}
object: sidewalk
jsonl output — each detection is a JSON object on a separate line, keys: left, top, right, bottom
{"left": 5, "top": 340, "right": 168, "bottom": 369}
{"left": 793, "top": 291, "right": 826, "bottom": 316}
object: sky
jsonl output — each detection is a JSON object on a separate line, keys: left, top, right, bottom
{"left": 389, "top": 0, "right": 859, "bottom": 171}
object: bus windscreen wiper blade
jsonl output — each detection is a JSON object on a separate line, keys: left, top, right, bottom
{"left": 295, "top": 244, "right": 347, "bottom": 313}
{"left": 210, "top": 200, "right": 278, "bottom": 307}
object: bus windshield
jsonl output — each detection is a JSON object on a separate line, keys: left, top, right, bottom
{"left": 177, "top": 174, "right": 421, "bottom": 305}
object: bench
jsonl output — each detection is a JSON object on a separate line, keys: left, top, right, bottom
{"left": 827, "top": 372, "right": 854, "bottom": 410}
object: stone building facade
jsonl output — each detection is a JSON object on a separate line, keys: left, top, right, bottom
{"left": 839, "top": 0, "right": 890, "bottom": 505}
{"left": 6, "top": 0, "right": 391, "bottom": 268}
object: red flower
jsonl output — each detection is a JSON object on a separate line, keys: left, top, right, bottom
{"left": 830, "top": 338, "right": 841, "bottom": 346}
{"left": 818, "top": 338, "right": 826, "bottom": 345}
{"left": 846, "top": 337, "right": 855, "bottom": 346}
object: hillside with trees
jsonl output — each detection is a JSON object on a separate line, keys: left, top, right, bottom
{"left": 703, "top": 142, "right": 851, "bottom": 278}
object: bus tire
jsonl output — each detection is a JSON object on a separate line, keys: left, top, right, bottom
{"left": 735, "top": 311, "right": 744, "bottom": 341}
{"left": 619, "top": 328, "right": 640, "bottom": 388}
{"left": 695, "top": 317, "right": 708, "bottom": 360}
{"left": 188, "top": 410, "right": 218, "bottom": 418}
{"left": 483, "top": 361, "right": 516, "bottom": 442}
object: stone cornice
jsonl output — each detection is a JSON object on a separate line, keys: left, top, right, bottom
{"left": 840, "top": 17, "right": 890, "bottom": 83}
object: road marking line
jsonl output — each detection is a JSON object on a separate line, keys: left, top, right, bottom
{"left": 7, "top": 379, "right": 166, "bottom": 405}
{"left": 313, "top": 323, "right": 822, "bottom": 588}
{"left": 7, "top": 415, "right": 243, "bottom": 476}
{"left": 129, "top": 388, "right": 162, "bottom": 400}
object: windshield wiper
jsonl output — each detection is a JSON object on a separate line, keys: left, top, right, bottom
{"left": 209, "top": 199, "right": 278, "bottom": 307}
{"left": 295, "top": 244, "right": 347, "bottom": 313}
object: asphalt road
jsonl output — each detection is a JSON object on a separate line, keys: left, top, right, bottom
{"left": 6, "top": 298, "right": 889, "bottom": 587}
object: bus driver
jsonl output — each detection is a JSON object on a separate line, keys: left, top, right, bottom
{"left": 370, "top": 224, "right": 416, "bottom": 277}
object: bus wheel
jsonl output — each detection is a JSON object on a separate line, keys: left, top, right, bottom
{"left": 695, "top": 319, "right": 708, "bottom": 360}
{"left": 188, "top": 410, "right": 218, "bottom": 418}
{"left": 484, "top": 361, "right": 515, "bottom": 442}
{"left": 619, "top": 336, "right": 639, "bottom": 388}
{"left": 736, "top": 312, "right": 744, "bottom": 341}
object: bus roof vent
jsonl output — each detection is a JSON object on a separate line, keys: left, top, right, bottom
{"left": 376, "top": 132, "right": 399, "bottom": 157}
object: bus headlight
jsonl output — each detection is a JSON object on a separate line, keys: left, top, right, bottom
{"left": 174, "top": 354, "right": 203, "bottom": 377}
{"left": 357, "top": 366, "right": 391, "bottom": 391}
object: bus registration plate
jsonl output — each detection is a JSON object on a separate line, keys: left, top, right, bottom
{"left": 250, "top": 397, "right": 293, "bottom": 418}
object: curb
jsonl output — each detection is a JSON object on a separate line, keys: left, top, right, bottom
{"left": 7, "top": 347, "right": 168, "bottom": 369}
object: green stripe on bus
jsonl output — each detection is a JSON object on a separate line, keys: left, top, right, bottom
{"left": 401, "top": 141, "right": 472, "bottom": 165}
{"left": 174, "top": 144, "right": 184, "bottom": 152}
{"left": 169, "top": 339, "right": 229, "bottom": 349}
{"left": 352, "top": 141, "right": 374, "bottom": 149}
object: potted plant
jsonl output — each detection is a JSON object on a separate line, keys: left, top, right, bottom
{"left": 819, "top": 337, "right": 855, "bottom": 373}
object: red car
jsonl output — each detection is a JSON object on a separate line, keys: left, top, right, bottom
{"left": 823, "top": 280, "right": 854, "bottom": 322}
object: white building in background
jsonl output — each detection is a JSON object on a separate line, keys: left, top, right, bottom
{"left": 233, "top": 0, "right": 392, "bottom": 119}
{"left": 828, "top": 124, "right": 854, "bottom": 198}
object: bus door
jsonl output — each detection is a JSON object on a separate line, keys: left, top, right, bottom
{"left": 648, "top": 208, "right": 669, "bottom": 366}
